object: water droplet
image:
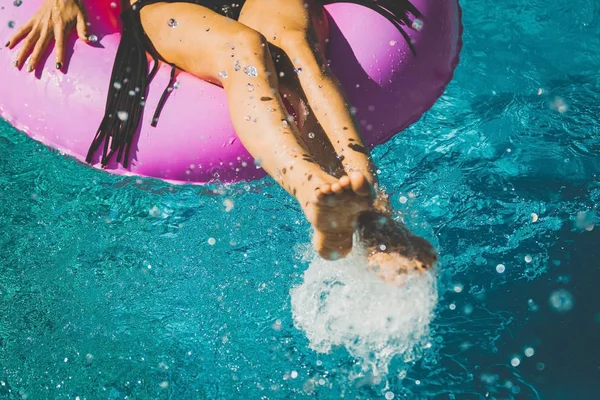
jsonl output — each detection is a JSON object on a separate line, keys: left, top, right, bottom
{"left": 412, "top": 19, "right": 423, "bottom": 31}
{"left": 267, "top": 106, "right": 276, "bottom": 112}
{"left": 496, "top": 264, "right": 506, "bottom": 273}
{"left": 110, "top": 2, "right": 117, "bottom": 8}
{"left": 244, "top": 115, "right": 251, "bottom": 121}
{"left": 117, "top": 111, "right": 129, "bottom": 121}
{"left": 294, "top": 68, "right": 303, "bottom": 73}
{"left": 399, "top": 196, "right": 408, "bottom": 204}
{"left": 234, "top": 60, "right": 241, "bottom": 71}
{"left": 223, "top": 199, "right": 234, "bottom": 212}
{"left": 87, "top": 34, "right": 98, "bottom": 42}
{"left": 549, "top": 289, "right": 574, "bottom": 313}
{"left": 218, "top": 71, "right": 228, "bottom": 79}
{"left": 8, "top": 21, "right": 15, "bottom": 28}
{"left": 173, "top": 81, "right": 180, "bottom": 89}
{"left": 290, "top": 371, "right": 298, "bottom": 379}
{"left": 524, "top": 347, "right": 535, "bottom": 357}
{"left": 159, "top": 381, "right": 169, "bottom": 389}
{"left": 149, "top": 206, "right": 161, "bottom": 217}
{"left": 524, "top": 255, "right": 533, "bottom": 263}
{"left": 208, "top": 237, "right": 216, "bottom": 245}
{"left": 13, "top": 0, "right": 22, "bottom": 7}
{"left": 243, "top": 65, "right": 258, "bottom": 77}
{"left": 550, "top": 96, "right": 568, "bottom": 113}
{"left": 531, "top": 213, "right": 538, "bottom": 222}
{"left": 510, "top": 356, "right": 521, "bottom": 367}
{"left": 128, "top": 90, "right": 136, "bottom": 96}
{"left": 279, "top": 71, "right": 285, "bottom": 77}
{"left": 246, "top": 83, "right": 254, "bottom": 92}
{"left": 167, "top": 18, "right": 178, "bottom": 28}
{"left": 385, "top": 392, "right": 395, "bottom": 400}
{"left": 379, "top": 244, "right": 387, "bottom": 251}
{"left": 453, "top": 284, "right": 463, "bottom": 293}
{"left": 308, "top": 132, "right": 315, "bottom": 139}
{"left": 113, "top": 81, "right": 122, "bottom": 90}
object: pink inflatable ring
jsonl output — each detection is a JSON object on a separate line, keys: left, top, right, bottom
{"left": 0, "top": 0, "right": 462, "bottom": 184}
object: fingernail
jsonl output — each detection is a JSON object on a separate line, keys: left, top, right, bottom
{"left": 56, "top": 62, "right": 62, "bottom": 70}
{"left": 27, "top": 64, "right": 33, "bottom": 72}
{"left": 14, "top": 60, "right": 19, "bottom": 67}
{"left": 4, "top": 41, "right": 10, "bottom": 47}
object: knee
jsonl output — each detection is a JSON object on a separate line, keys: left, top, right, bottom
{"left": 231, "top": 28, "right": 269, "bottom": 59}
{"left": 280, "top": 30, "right": 326, "bottom": 71}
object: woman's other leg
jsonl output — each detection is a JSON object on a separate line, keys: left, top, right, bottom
{"left": 136, "top": 2, "right": 371, "bottom": 258}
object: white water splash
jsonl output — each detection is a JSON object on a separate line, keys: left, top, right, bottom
{"left": 290, "top": 246, "right": 438, "bottom": 376}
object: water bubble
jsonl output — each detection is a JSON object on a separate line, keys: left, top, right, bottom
{"left": 167, "top": 18, "right": 178, "bottom": 28}
{"left": 128, "top": 90, "right": 136, "bottom": 96}
{"left": 113, "top": 81, "right": 122, "bottom": 90}
{"left": 415, "top": 380, "right": 421, "bottom": 385}
{"left": 412, "top": 19, "right": 423, "bottom": 31}
{"left": 524, "top": 347, "right": 535, "bottom": 357}
{"left": 87, "top": 34, "right": 98, "bottom": 42}
{"left": 110, "top": 2, "right": 117, "bottom": 8}
{"left": 290, "top": 371, "right": 298, "bottom": 379}
{"left": 294, "top": 68, "right": 303, "bottom": 73}
{"left": 272, "top": 320, "right": 282, "bottom": 331}
{"left": 524, "top": 255, "right": 533, "bottom": 263}
{"left": 13, "top": 0, "right": 22, "bottom": 7}
{"left": 379, "top": 244, "right": 387, "bottom": 251}
{"left": 218, "top": 71, "right": 228, "bottom": 79}
{"left": 389, "top": 40, "right": 397, "bottom": 46}
{"left": 244, "top": 115, "right": 251, "bottom": 121}
{"left": 246, "top": 83, "right": 254, "bottom": 92}
{"left": 117, "top": 111, "right": 129, "bottom": 121}
{"left": 159, "top": 381, "right": 169, "bottom": 389}
{"left": 208, "top": 237, "right": 216, "bottom": 246}
{"left": 308, "top": 132, "right": 315, "bottom": 139}
{"left": 399, "top": 196, "right": 408, "bottom": 204}
{"left": 243, "top": 65, "right": 258, "bottom": 77}
{"left": 496, "top": 264, "right": 506, "bottom": 273}
{"left": 449, "top": 303, "right": 456, "bottom": 310}
{"left": 453, "top": 284, "right": 463, "bottom": 293}
{"left": 549, "top": 289, "right": 574, "bottom": 313}
{"left": 8, "top": 21, "right": 15, "bottom": 28}
{"left": 510, "top": 357, "right": 521, "bottom": 367}
{"left": 149, "top": 206, "right": 161, "bottom": 217}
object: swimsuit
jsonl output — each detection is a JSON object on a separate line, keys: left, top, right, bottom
{"left": 87, "top": 0, "right": 419, "bottom": 167}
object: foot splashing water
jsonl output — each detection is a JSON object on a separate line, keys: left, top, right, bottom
{"left": 290, "top": 243, "right": 438, "bottom": 379}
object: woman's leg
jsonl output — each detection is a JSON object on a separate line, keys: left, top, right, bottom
{"left": 238, "top": 0, "right": 438, "bottom": 275}
{"left": 135, "top": 1, "right": 371, "bottom": 259}
{"left": 238, "top": 0, "right": 379, "bottom": 193}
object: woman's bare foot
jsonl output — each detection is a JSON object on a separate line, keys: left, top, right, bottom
{"left": 357, "top": 210, "right": 438, "bottom": 284}
{"left": 301, "top": 172, "right": 373, "bottom": 260}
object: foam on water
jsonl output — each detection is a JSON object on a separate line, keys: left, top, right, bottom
{"left": 290, "top": 245, "right": 438, "bottom": 377}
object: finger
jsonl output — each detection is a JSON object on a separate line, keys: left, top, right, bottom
{"left": 76, "top": 11, "right": 89, "bottom": 42}
{"left": 6, "top": 20, "right": 34, "bottom": 49}
{"left": 54, "top": 24, "right": 66, "bottom": 69}
{"left": 14, "top": 30, "right": 40, "bottom": 68}
{"left": 27, "top": 28, "right": 53, "bottom": 72}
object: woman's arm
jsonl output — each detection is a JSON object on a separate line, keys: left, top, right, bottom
{"left": 6, "top": 0, "right": 90, "bottom": 72}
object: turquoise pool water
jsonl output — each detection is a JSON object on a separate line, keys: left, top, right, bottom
{"left": 1, "top": 0, "right": 599, "bottom": 398}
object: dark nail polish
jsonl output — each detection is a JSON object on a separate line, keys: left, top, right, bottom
{"left": 56, "top": 62, "right": 62, "bottom": 70}
{"left": 4, "top": 41, "right": 10, "bottom": 47}
{"left": 14, "top": 60, "right": 18, "bottom": 67}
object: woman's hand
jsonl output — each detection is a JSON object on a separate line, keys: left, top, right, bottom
{"left": 6, "top": 0, "right": 90, "bottom": 72}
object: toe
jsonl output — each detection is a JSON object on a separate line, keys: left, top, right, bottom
{"left": 316, "top": 184, "right": 332, "bottom": 198}
{"left": 339, "top": 175, "right": 352, "bottom": 189}
{"left": 349, "top": 172, "right": 372, "bottom": 197}
{"left": 331, "top": 181, "right": 344, "bottom": 193}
